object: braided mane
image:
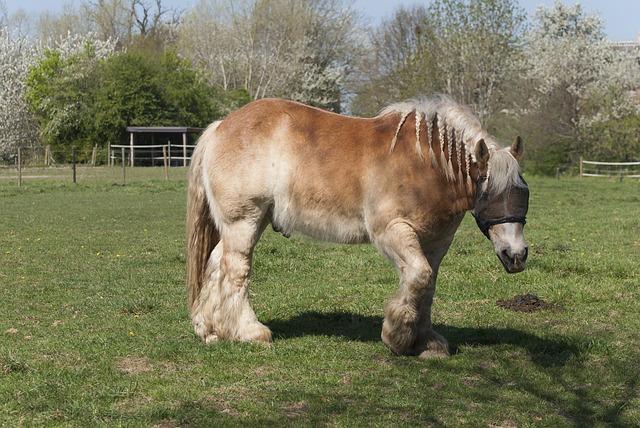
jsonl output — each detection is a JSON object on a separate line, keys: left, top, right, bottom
{"left": 379, "top": 94, "right": 522, "bottom": 195}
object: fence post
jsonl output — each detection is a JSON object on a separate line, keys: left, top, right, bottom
{"left": 121, "top": 147, "right": 126, "bottom": 185}
{"left": 579, "top": 156, "right": 583, "bottom": 178}
{"left": 107, "top": 142, "right": 111, "bottom": 166}
{"left": 17, "top": 147, "right": 22, "bottom": 187}
{"left": 163, "top": 145, "right": 169, "bottom": 181}
{"left": 182, "top": 133, "right": 187, "bottom": 167}
{"left": 130, "top": 132, "right": 135, "bottom": 167}
{"left": 45, "top": 145, "right": 51, "bottom": 167}
{"left": 72, "top": 149, "right": 77, "bottom": 184}
{"left": 91, "top": 145, "right": 97, "bottom": 166}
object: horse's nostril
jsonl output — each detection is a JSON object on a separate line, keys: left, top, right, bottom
{"left": 522, "top": 247, "right": 529, "bottom": 262}
{"left": 501, "top": 249, "right": 510, "bottom": 261}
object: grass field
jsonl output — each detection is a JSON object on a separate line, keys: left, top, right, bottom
{"left": 1, "top": 170, "right": 639, "bottom": 426}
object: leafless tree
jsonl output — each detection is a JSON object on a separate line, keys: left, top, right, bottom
{"left": 81, "top": 0, "right": 134, "bottom": 42}
{"left": 36, "top": 5, "right": 92, "bottom": 40}
{"left": 352, "top": 0, "right": 526, "bottom": 121}
{"left": 178, "top": 0, "right": 361, "bottom": 110}
{"left": 0, "top": 1, "right": 7, "bottom": 28}
{"left": 81, "top": 0, "right": 180, "bottom": 46}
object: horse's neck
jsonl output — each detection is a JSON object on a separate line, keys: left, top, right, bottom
{"left": 447, "top": 180, "right": 476, "bottom": 215}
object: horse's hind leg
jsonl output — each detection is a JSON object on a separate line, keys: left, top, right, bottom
{"left": 374, "top": 220, "right": 449, "bottom": 357}
{"left": 206, "top": 217, "right": 271, "bottom": 343}
{"left": 192, "top": 240, "right": 223, "bottom": 343}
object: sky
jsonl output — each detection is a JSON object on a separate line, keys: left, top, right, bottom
{"left": 3, "top": 0, "right": 638, "bottom": 42}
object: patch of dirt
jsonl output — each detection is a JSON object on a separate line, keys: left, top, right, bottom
{"left": 282, "top": 401, "right": 308, "bottom": 418}
{"left": 151, "top": 419, "right": 179, "bottom": 428}
{"left": 374, "top": 355, "right": 392, "bottom": 367}
{"left": 203, "top": 396, "right": 242, "bottom": 417}
{"left": 1, "top": 358, "right": 29, "bottom": 374}
{"left": 253, "top": 365, "right": 272, "bottom": 377}
{"left": 116, "top": 357, "right": 152, "bottom": 375}
{"left": 496, "top": 293, "right": 559, "bottom": 313}
{"left": 157, "top": 361, "right": 177, "bottom": 374}
{"left": 115, "top": 394, "right": 153, "bottom": 412}
{"left": 489, "top": 419, "right": 518, "bottom": 428}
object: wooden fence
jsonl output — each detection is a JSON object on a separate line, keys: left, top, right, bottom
{"left": 109, "top": 143, "right": 197, "bottom": 167}
{"left": 579, "top": 157, "right": 640, "bottom": 179}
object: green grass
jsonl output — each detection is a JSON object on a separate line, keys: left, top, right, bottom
{"left": 1, "top": 172, "right": 639, "bottom": 427}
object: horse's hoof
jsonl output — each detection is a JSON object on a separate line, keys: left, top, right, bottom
{"left": 204, "top": 333, "right": 219, "bottom": 344}
{"left": 418, "top": 348, "right": 449, "bottom": 359}
{"left": 193, "top": 314, "right": 208, "bottom": 340}
{"left": 381, "top": 322, "right": 415, "bottom": 355}
{"left": 417, "top": 332, "right": 450, "bottom": 359}
{"left": 240, "top": 322, "right": 272, "bottom": 344}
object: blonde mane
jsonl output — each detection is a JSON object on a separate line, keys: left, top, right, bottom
{"left": 379, "top": 94, "right": 522, "bottom": 195}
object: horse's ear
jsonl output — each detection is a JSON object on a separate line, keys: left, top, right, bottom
{"left": 474, "top": 139, "right": 490, "bottom": 174}
{"left": 510, "top": 136, "right": 524, "bottom": 162}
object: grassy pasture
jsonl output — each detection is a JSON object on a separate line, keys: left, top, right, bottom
{"left": 0, "top": 171, "right": 639, "bottom": 427}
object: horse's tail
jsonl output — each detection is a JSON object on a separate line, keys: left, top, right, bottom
{"left": 186, "top": 121, "right": 222, "bottom": 314}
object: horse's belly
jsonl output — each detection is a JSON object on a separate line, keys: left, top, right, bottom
{"left": 272, "top": 197, "right": 369, "bottom": 244}
{"left": 296, "top": 212, "right": 369, "bottom": 244}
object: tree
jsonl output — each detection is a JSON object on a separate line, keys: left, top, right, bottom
{"left": 525, "top": 3, "right": 608, "bottom": 142}
{"left": 25, "top": 34, "right": 117, "bottom": 159}
{"left": 351, "top": 0, "right": 526, "bottom": 120}
{"left": 0, "top": 27, "right": 41, "bottom": 160}
{"left": 520, "top": 1, "right": 640, "bottom": 167}
{"left": 32, "top": 0, "right": 180, "bottom": 47}
{"left": 25, "top": 39, "right": 233, "bottom": 160}
{"left": 36, "top": 5, "right": 91, "bottom": 40}
{"left": 92, "top": 49, "right": 223, "bottom": 147}
{"left": 0, "top": 1, "right": 7, "bottom": 27}
{"left": 350, "top": 6, "right": 435, "bottom": 115}
{"left": 429, "top": 0, "right": 526, "bottom": 121}
{"left": 177, "top": 0, "right": 360, "bottom": 111}
{"left": 3, "top": 7, "right": 32, "bottom": 38}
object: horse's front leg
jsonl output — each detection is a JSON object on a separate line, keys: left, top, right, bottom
{"left": 375, "top": 220, "right": 449, "bottom": 358}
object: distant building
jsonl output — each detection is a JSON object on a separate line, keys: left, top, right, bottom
{"left": 611, "top": 34, "right": 640, "bottom": 53}
{"left": 611, "top": 34, "right": 640, "bottom": 104}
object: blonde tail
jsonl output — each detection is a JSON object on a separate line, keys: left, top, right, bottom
{"left": 186, "top": 122, "right": 222, "bottom": 313}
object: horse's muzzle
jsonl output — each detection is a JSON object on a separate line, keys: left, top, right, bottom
{"left": 498, "top": 246, "right": 528, "bottom": 274}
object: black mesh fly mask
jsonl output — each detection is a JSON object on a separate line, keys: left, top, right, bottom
{"left": 471, "top": 175, "right": 529, "bottom": 239}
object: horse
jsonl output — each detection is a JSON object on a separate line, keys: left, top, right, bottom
{"left": 186, "top": 94, "right": 529, "bottom": 358}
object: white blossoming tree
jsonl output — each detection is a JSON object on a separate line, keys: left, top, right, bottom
{"left": 0, "top": 27, "right": 117, "bottom": 161}
{"left": 25, "top": 33, "right": 116, "bottom": 159}
{"left": 0, "top": 28, "right": 42, "bottom": 160}
{"left": 522, "top": 2, "right": 640, "bottom": 163}
{"left": 523, "top": 1, "right": 640, "bottom": 158}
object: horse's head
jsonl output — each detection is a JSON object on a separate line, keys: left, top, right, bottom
{"left": 472, "top": 137, "right": 529, "bottom": 273}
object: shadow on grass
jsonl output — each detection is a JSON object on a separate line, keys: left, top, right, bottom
{"left": 267, "top": 311, "right": 640, "bottom": 425}
{"left": 267, "top": 311, "right": 579, "bottom": 367}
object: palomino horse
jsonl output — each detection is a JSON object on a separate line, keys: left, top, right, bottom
{"left": 186, "top": 95, "right": 529, "bottom": 358}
